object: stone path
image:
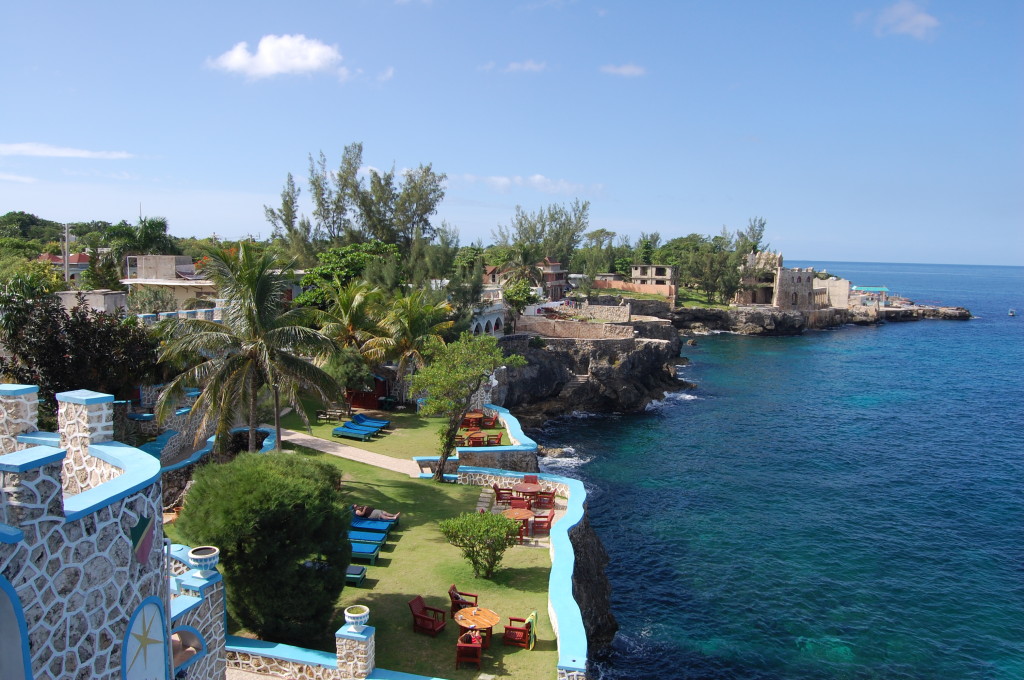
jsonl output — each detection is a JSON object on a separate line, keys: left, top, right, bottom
{"left": 267, "top": 426, "right": 421, "bottom": 478}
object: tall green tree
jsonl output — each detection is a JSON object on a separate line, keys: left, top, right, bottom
{"left": 411, "top": 333, "right": 525, "bottom": 482}
{"left": 501, "top": 279, "right": 539, "bottom": 332}
{"left": 156, "top": 243, "right": 343, "bottom": 455}
{"left": 294, "top": 241, "right": 399, "bottom": 308}
{"left": 491, "top": 199, "right": 589, "bottom": 266}
{"left": 265, "top": 172, "right": 318, "bottom": 268}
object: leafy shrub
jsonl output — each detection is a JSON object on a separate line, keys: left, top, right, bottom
{"left": 439, "top": 512, "right": 520, "bottom": 578}
{"left": 177, "top": 453, "right": 351, "bottom": 644}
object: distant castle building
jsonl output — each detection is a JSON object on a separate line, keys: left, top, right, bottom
{"left": 734, "top": 253, "right": 850, "bottom": 311}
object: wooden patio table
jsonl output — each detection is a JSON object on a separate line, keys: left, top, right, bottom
{"left": 454, "top": 607, "right": 500, "bottom": 648}
{"left": 512, "top": 482, "right": 541, "bottom": 496}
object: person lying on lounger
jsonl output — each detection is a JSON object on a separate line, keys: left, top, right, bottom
{"left": 353, "top": 505, "right": 400, "bottom": 520}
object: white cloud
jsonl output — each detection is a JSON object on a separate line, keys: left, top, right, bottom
{"left": 505, "top": 60, "right": 546, "bottom": 73}
{"left": 0, "top": 173, "right": 36, "bottom": 184}
{"left": 377, "top": 66, "right": 395, "bottom": 82}
{"left": 0, "top": 142, "right": 133, "bottom": 159}
{"left": 462, "top": 173, "right": 586, "bottom": 195}
{"left": 600, "top": 63, "right": 646, "bottom": 77}
{"left": 208, "top": 34, "right": 344, "bottom": 79}
{"left": 873, "top": 0, "right": 939, "bottom": 39}
{"left": 477, "top": 61, "right": 496, "bottom": 72}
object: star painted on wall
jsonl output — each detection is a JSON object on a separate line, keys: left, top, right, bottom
{"left": 127, "top": 608, "right": 162, "bottom": 671}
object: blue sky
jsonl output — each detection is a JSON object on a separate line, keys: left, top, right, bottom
{"left": 1, "top": 1, "right": 1020, "bottom": 265}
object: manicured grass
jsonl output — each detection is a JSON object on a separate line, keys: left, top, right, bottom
{"left": 676, "top": 287, "right": 729, "bottom": 308}
{"left": 292, "top": 444, "right": 557, "bottom": 678}
{"left": 280, "top": 399, "right": 448, "bottom": 460}
{"left": 167, "top": 445, "right": 557, "bottom": 679}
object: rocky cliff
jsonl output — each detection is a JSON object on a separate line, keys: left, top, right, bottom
{"left": 569, "top": 514, "right": 619, "bottom": 655}
{"left": 670, "top": 306, "right": 808, "bottom": 335}
{"left": 496, "top": 332, "right": 689, "bottom": 427}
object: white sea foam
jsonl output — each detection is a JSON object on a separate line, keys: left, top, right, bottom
{"left": 645, "top": 391, "right": 700, "bottom": 411}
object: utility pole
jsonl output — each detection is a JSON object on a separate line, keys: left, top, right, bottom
{"left": 63, "top": 222, "right": 70, "bottom": 283}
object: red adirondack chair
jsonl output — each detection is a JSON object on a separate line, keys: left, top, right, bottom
{"left": 408, "top": 596, "right": 447, "bottom": 636}
{"left": 456, "top": 632, "right": 483, "bottom": 670}
{"left": 448, "top": 584, "right": 479, "bottom": 617}
{"left": 492, "top": 483, "right": 514, "bottom": 506}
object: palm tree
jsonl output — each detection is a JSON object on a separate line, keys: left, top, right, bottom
{"left": 314, "top": 278, "right": 382, "bottom": 352}
{"left": 156, "top": 243, "right": 342, "bottom": 456}
{"left": 363, "top": 289, "right": 454, "bottom": 402}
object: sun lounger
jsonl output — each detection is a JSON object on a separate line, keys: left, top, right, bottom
{"left": 341, "top": 421, "right": 384, "bottom": 435}
{"left": 349, "top": 530, "right": 386, "bottom": 546}
{"left": 351, "top": 518, "right": 392, "bottom": 535}
{"left": 350, "top": 541, "right": 382, "bottom": 565}
{"left": 346, "top": 565, "right": 367, "bottom": 586}
{"left": 350, "top": 505, "right": 400, "bottom": 527}
{"left": 353, "top": 413, "right": 391, "bottom": 428}
{"left": 332, "top": 425, "right": 373, "bottom": 441}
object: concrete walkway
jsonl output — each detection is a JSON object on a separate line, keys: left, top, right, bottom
{"left": 269, "top": 426, "right": 421, "bottom": 478}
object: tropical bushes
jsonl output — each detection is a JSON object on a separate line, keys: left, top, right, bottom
{"left": 176, "top": 453, "right": 351, "bottom": 644}
{"left": 439, "top": 512, "right": 520, "bottom": 578}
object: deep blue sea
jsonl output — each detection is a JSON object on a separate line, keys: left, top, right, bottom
{"left": 539, "top": 262, "right": 1024, "bottom": 680}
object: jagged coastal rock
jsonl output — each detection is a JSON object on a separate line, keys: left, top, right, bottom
{"left": 497, "top": 333, "right": 689, "bottom": 427}
{"left": 569, "top": 515, "right": 619, "bottom": 656}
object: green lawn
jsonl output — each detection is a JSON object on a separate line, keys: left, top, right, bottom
{"left": 280, "top": 399, "right": 448, "bottom": 460}
{"left": 167, "top": 444, "right": 557, "bottom": 679}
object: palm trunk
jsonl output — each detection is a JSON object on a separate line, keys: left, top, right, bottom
{"left": 249, "top": 380, "right": 258, "bottom": 451}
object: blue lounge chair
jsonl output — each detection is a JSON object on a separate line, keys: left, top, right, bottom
{"left": 341, "top": 421, "right": 383, "bottom": 435}
{"left": 351, "top": 517, "right": 392, "bottom": 536}
{"left": 346, "top": 565, "right": 367, "bottom": 586}
{"left": 332, "top": 425, "right": 373, "bottom": 441}
{"left": 350, "top": 530, "right": 386, "bottom": 546}
{"left": 351, "top": 504, "right": 400, "bottom": 527}
{"left": 353, "top": 413, "right": 391, "bottom": 428}
{"left": 350, "top": 541, "right": 381, "bottom": 565}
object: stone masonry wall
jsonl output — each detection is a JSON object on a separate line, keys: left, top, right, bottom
{"left": 171, "top": 575, "right": 227, "bottom": 680}
{"left": 0, "top": 389, "right": 37, "bottom": 455}
{"left": 0, "top": 475, "right": 166, "bottom": 679}
{"left": 58, "top": 398, "right": 119, "bottom": 496}
{"left": 517, "top": 317, "right": 635, "bottom": 340}
{"left": 579, "top": 302, "right": 631, "bottom": 322}
{"left": 1, "top": 386, "right": 169, "bottom": 680}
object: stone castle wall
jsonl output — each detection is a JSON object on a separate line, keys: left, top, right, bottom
{"left": 1, "top": 385, "right": 181, "bottom": 680}
{"left": 517, "top": 317, "right": 635, "bottom": 340}
{"left": 578, "top": 302, "right": 631, "bottom": 322}
{"left": 58, "top": 395, "right": 120, "bottom": 495}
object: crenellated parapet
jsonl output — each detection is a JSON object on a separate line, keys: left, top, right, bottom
{"left": 56, "top": 390, "right": 121, "bottom": 495}
{"left": 0, "top": 384, "right": 40, "bottom": 455}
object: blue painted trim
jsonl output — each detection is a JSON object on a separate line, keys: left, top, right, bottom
{"left": 0, "top": 445, "right": 65, "bottom": 473}
{"left": 412, "top": 455, "right": 459, "bottom": 463}
{"left": 457, "top": 463, "right": 590, "bottom": 673}
{"left": 170, "top": 595, "right": 202, "bottom": 618}
{"left": 160, "top": 427, "right": 276, "bottom": 474}
{"left": 169, "top": 624, "right": 207, "bottom": 673}
{"left": 366, "top": 668, "right": 451, "bottom": 680}
{"left": 335, "top": 624, "right": 375, "bottom": 642}
{"left": 0, "top": 523, "right": 24, "bottom": 543}
{"left": 121, "top": 595, "right": 170, "bottom": 680}
{"left": 15, "top": 431, "right": 60, "bottom": 447}
{"left": 55, "top": 389, "right": 114, "bottom": 405}
{"left": 483, "top": 403, "right": 538, "bottom": 452}
{"left": 225, "top": 635, "right": 337, "bottom": 668}
{"left": 0, "top": 384, "right": 39, "bottom": 396}
{"left": 0, "top": 575, "right": 34, "bottom": 680}
{"left": 64, "top": 442, "right": 161, "bottom": 523}
{"left": 127, "top": 413, "right": 155, "bottom": 421}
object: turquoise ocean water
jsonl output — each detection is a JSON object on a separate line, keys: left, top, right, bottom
{"left": 539, "top": 263, "right": 1024, "bottom": 680}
